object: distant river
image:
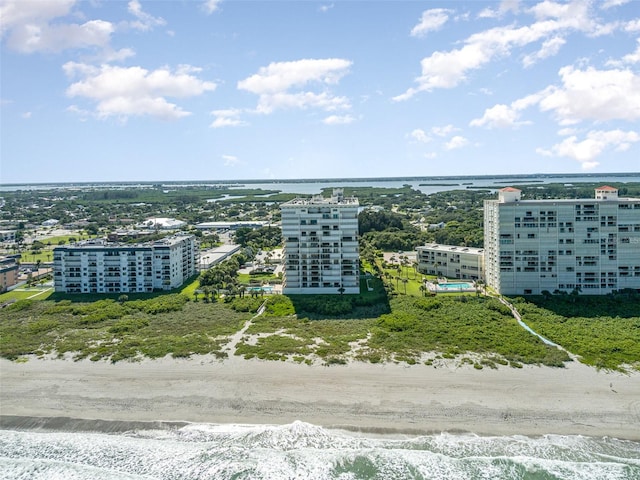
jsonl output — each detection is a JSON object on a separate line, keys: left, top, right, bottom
{"left": 2, "top": 173, "right": 639, "bottom": 195}
{"left": 226, "top": 173, "right": 640, "bottom": 196}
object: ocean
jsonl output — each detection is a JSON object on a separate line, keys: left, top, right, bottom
{"left": 1, "top": 421, "right": 639, "bottom": 479}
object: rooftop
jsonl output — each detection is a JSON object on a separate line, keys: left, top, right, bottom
{"left": 282, "top": 188, "right": 358, "bottom": 207}
{"left": 418, "top": 243, "right": 484, "bottom": 255}
{"left": 54, "top": 234, "right": 194, "bottom": 250}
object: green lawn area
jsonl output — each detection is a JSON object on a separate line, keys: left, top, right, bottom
{"left": 0, "top": 287, "right": 54, "bottom": 303}
{"left": 39, "top": 234, "right": 95, "bottom": 245}
{"left": 237, "top": 272, "right": 278, "bottom": 284}
{"left": 17, "top": 250, "right": 57, "bottom": 264}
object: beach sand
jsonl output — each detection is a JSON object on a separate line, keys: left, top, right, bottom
{"left": 1, "top": 356, "right": 639, "bottom": 439}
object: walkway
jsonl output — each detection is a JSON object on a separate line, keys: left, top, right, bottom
{"left": 220, "top": 300, "right": 267, "bottom": 356}
{"left": 491, "top": 292, "right": 579, "bottom": 361}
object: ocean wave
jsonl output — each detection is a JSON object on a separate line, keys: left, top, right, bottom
{"left": 1, "top": 422, "right": 639, "bottom": 479}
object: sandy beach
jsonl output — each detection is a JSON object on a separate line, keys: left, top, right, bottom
{"left": 1, "top": 356, "right": 639, "bottom": 439}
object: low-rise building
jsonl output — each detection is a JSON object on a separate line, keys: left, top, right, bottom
{"left": 0, "top": 230, "right": 16, "bottom": 243}
{"left": 0, "top": 256, "right": 19, "bottom": 292}
{"left": 417, "top": 244, "right": 484, "bottom": 280}
{"left": 195, "top": 221, "right": 268, "bottom": 231}
{"left": 54, "top": 235, "right": 197, "bottom": 294}
{"left": 138, "top": 217, "right": 187, "bottom": 230}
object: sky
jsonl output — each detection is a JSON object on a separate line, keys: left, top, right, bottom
{"left": 1, "top": 0, "right": 639, "bottom": 184}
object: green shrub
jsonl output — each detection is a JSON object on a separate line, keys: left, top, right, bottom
{"left": 109, "top": 317, "right": 150, "bottom": 334}
{"left": 8, "top": 300, "right": 33, "bottom": 311}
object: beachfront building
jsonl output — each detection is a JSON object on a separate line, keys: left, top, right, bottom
{"left": 416, "top": 244, "right": 484, "bottom": 280}
{"left": 281, "top": 189, "right": 360, "bottom": 294}
{"left": 54, "top": 234, "right": 197, "bottom": 294}
{"left": 484, "top": 186, "right": 640, "bottom": 295}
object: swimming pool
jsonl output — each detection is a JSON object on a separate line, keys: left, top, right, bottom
{"left": 248, "top": 285, "right": 273, "bottom": 293}
{"left": 437, "top": 282, "right": 475, "bottom": 291}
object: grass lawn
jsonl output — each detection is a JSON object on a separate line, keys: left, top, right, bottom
{"left": 38, "top": 234, "right": 95, "bottom": 245}
{"left": 18, "top": 251, "right": 55, "bottom": 264}
{"left": 237, "top": 272, "right": 278, "bottom": 284}
{"left": 0, "top": 288, "right": 54, "bottom": 303}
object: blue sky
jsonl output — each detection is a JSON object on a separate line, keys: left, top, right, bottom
{"left": 1, "top": 0, "right": 639, "bottom": 184}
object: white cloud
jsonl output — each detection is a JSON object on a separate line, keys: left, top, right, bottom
{"left": 621, "top": 39, "right": 640, "bottom": 64}
{"left": 470, "top": 104, "right": 519, "bottom": 128}
{"left": 222, "top": 154, "right": 240, "bottom": 167}
{"left": 410, "top": 9, "right": 452, "bottom": 37}
{"left": 539, "top": 66, "right": 640, "bottom": 124}
{"left": 96, "top": 47, "right": 136, "bottom": 63}
{"left": 522, "top": 36, "right": 566, "bottom": 67}
{"left": 323, "top": 114, "right": 354, "bottom": 125}
{"left": 444, "top": 135, "right": 469, "bottom": 150}
{"left": 319, "top": 4, "right": 334, "bottom": 13}
{"left": 424, "top": 152, "right": 438, "bottom": 159}
{"left": 625, "top": 19, "right": 640, "bottom": 32}
{"left": 409, "top": 129, "right": 431, "bottom": 143}
{"left": 394, "top": 1, "right": 611, "bottom": 101}
{"left": 203, "top": 0, "right": 222, "bottom": 15}
{"left": 0, "top": 0, "right": 74, "bottom": 35}
{"left": 431, "top": 124, "right": 456, "bottom": 137}
{"left": 238, "top": 58, "right": 352, "bottom": 114}
{"left": 558, "top": 127, "right": 577, "bottom": 136}
{"left": 602, "top": 0, "right": 631, "bottom": 9}
{"left": 210, "top": 108, "right": 248, "bottom": 128}
{"left": 478, "top": 0, "right": 520, "bottom": 19}
{"left": 0, "top": 0, "right": 116, "bottom": 53}
{"left": 473, "top": 65, "right": 640, "bottom": 128}
{"left": 536, "top": 129, "right": 639, "bottom": 169}
{"left": 127, "top": 0, "right": 166, "bottom": 32}
{"left": 21, "top": 111, "right": 32, "bottom": 119}
{"left": 64, "top": 63, "right": 217, "bottom": 120}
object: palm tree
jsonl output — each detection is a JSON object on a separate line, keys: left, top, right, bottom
{"left": 401, "top": 277, "right": 408, "bottom": 294}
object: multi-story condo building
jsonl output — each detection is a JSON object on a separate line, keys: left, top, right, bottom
{"left": 417, "top": 244, "right": 484, "bottom": 280}
{"left": 54, "top": 235, "right": 197, "bottom": 294}
{"left": 281, "top": 189, "right": 360, "bottom": 294}
{"left": 484, "top": 186, "right": 640, "bottom": 295}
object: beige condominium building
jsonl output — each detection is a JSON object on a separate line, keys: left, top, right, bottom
{"left": 417, "top": 243, "right": 484, "bottom": 280}
{"left": 281, "top": 189, "right": 360, "bottom": 294}
{"left": 54, "top": 234, "right": 197, "bottom": 294}
{"left": 484, "top": 186, "right": 640, "bottom": 295}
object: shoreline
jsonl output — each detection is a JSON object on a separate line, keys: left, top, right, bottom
{"left": 1, "top": 356, "right": 639, "bottom": 440}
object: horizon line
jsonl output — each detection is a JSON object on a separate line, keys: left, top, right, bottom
{"left": 2, "top": 172, "right": 639, "bottom": 188}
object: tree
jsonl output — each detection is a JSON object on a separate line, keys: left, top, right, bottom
{"left": 401, "top": 277, "right": 408, "bottom": 294}
{"left": 338, "top": 285, "right": 345, "bottom": 295}
{"left": 118, "top": 294, "right": 128, "bottom": 304}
